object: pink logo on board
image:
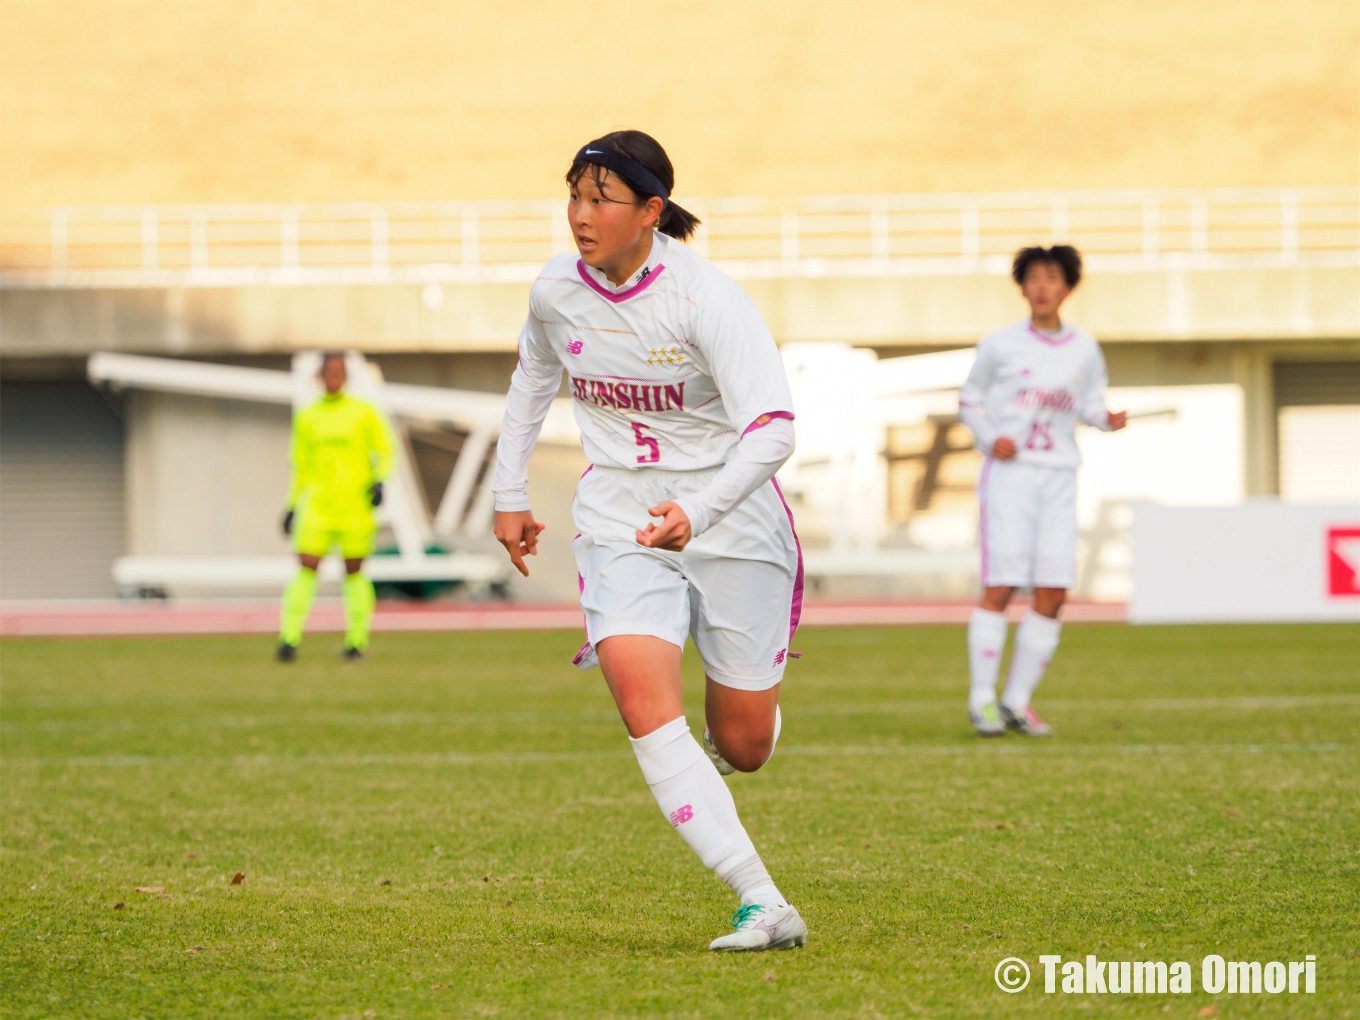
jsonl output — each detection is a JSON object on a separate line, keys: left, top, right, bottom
{"left": 1327, "top": 526, "right": 1360, "bottom": 596}
{"left": 566, "top": 340, "right": 584, "bottom": 355}
{"left": 669, "top": 804, "right": 694, "bottom": 827}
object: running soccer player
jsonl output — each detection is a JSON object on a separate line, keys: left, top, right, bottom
{"left": 277, "top": 353, "right": 393, "bottom": 662}
{"left": 491, "top": 131, "right": 807, "bottom": 952}
{"left": 958, "top": 246, "right": 1127, "bottom": 737}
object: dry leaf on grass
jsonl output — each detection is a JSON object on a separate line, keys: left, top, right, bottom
{"left": 230, "top": 873, "right": 246, "bottom": 885}
{"left": 430, "top": 984, "right": 448, "bottom": 990}
{"left": 135, "top": 886, "right": 166, "bottom": 894}
{"left": 113, "top": 902, "right": 124, "bottom": 910}
{"left": 1199, "top": 1008, "right": 1221, "bottom": 1018}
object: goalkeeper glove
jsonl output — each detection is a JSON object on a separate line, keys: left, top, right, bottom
{"left": 282, "top": 509, "right": 294, "bottom": 536}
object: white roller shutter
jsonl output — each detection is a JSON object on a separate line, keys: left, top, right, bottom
{"left": 1274, "top": 362, "right": 1360, "bottom": 506}
{"left": 0, "top": 382, "right": 127, "bottom": 598}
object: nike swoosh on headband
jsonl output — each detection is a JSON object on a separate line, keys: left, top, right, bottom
{"left": 573, "top": 144, "right": 671, "bottom": 204}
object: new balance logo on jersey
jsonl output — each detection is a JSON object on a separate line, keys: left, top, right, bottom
{"left": 669, "top": 804, "right": 694, "bottom": 827}
{"left": 570, "top": 376, "right": 685, "bottom": 412}
{"left": 566, "top": 340, "right": 584, "bottom": 355}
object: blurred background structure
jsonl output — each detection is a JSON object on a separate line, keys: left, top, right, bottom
{"left": 1, "top": 0, "right": 1357, "bottom": 617}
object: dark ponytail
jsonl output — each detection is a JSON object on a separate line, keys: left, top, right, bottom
{"left": 566, "top": 130, "right": 701, "bottom": 241}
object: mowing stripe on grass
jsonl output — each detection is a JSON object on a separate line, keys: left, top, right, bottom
{"left": 5, "top": 693, "right": 1357, "bottom": 734}
{"left": 2, "top": 741, "right": 1349, "bottom": 769}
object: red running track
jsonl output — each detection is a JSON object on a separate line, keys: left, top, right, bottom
{"left": 0, "top": 599, "right": 1125, "bottom": 638}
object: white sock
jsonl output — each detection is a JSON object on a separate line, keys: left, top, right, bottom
{"left": 629, "top": 716, "right": 777, "bottom": 900}
{"left": 967, "top": 608, "right": 1009, "bottom": 712}
{"left": 763, "top": 705, "right": 782, "bottom": 766}
{"left": 1000, "top": 610, "right": 1062, "bottom": 712}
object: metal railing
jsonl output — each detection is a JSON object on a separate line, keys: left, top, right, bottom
{"left": 2, "top": 187, "right": 1355, "bottom": 288}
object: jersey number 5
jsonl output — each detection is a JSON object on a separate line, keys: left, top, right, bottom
{"left": 1025, "top": 421, "right": 1055, "bottom": 451}
{"left": 633, "top": 422, "right": 661, "bottom": 464}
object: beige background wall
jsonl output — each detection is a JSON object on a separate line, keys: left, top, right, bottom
{"left": 3, "top": 0, "right": 1356, "bottom": 206}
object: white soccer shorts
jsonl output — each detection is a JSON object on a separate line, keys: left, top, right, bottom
{"left": 978, "top": 459, "right": 1078, "bottom": 589}
{"left": 571, "top": 464, "right": 803, "bottom": 691}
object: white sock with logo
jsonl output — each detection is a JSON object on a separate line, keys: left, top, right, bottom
{"left": 1000, "top": 610, "right": 1062, "bottom": 712}
{"left": 629, "top": 716, "right": 782, "bottom": 904}
{"left": 967, "top": 608, "right": 1009, "bottom": 712}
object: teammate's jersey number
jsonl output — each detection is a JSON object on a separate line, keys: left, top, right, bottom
{"left": 633, "top": 422, "right": 661, "bottom": 464}
{"left": 1024, "top": 421, "right": 1055, "bottom": 451}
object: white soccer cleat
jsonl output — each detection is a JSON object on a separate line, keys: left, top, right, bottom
{"left": 969, "top": 701, "right": 1006, "bottom": 737}
{"left": 702, "top": 726, "right": 736, "bottom": 776}
{"left": 1001, "top": 703, "right": 1053, "bottom": 736}
{"left": 709, "top": 901, "right": 809, "bottom": 952}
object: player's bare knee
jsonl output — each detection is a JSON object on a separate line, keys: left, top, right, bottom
{"left": 1035, "top": 588, "right": 1066, "bottom": 617}
{"left": 709, "top": 723, "right": 775, "bottom": 772}
{"left": 982, "top": 586, "right": 1015, "bottom": 612}
{"left": 725, "top": 736, "right": 774, "bottom": 773}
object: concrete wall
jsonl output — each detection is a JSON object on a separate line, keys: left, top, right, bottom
{"left": 4, "top": 1, "right": 1355, "bottom": 205}
{"left": 5, "top": 266, "right": 1358, "bottom": 357}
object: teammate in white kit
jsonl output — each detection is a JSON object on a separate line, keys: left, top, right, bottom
{"left": 958, "top": 246, "right": 1127, "bottom": 737}
{"left": 491, "top": 131, "right": 807, "bottom": 951}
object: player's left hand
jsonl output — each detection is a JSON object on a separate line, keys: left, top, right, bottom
{"left": 369, "top": 482, "right": 384, "bottom": 507}
{"left": 1108, "top": 411, "right": 1128, "bottom": 431}
{"left": 637, "top": 501, "right": 692, "bottom": 552}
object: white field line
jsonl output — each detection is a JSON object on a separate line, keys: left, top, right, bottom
{"left": 4, "top": 693, "right": 1357, "bottom": 734}
{"left": 1, "top": 742, "right": 1350, "bottom": 769}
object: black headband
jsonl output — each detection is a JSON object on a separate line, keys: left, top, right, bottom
{"left": 573, "top": 144, "right": 670, "bottom": 206}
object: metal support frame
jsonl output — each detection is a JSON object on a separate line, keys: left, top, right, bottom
{"left": 87, "top": 351, "right": 578, "bottom": 594}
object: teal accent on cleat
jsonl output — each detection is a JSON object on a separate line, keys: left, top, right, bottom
{"left": 969, "top": 701, "right": 1006, "bottom": 737}
{"left": 709, "top": 901, "right": 808, "bottom": 952}
{"left": 1001, "top": 703, "right": 1053, "bottom": 736}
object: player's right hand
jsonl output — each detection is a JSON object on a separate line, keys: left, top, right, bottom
{"left": 281, "top": 509, "right": 295, "bottom": 536}
{"left": 992, "top": 437, "right": 1018, "bottom": 460}
{"left": 494, "top": 510, "right": 546, "bottom": 577}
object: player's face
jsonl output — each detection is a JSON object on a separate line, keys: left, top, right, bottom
{"left": 568, "top": 170, "right": 661, "bottom": 272}
{"left": 1020, "top": 261, "right": 1071, "bottom": 318}
{"left": 320, "top": 357, "right": 347, "bottom": 394}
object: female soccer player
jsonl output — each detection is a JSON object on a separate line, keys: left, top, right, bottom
{"left": 491, "top": 131, "right": 807, "bottom": 952}
{"left": 958, "top": 246, "right": 1127, "bottom": 737}
{"left": 277, "top": 353, "right": 392, "bottom": 662}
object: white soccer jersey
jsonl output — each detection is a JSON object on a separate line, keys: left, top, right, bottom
{"left": 958, "top": 319, "right": 1114, "bottom": 468}
{"left": 493, "top": 232, "right": 795, "bottom": 510}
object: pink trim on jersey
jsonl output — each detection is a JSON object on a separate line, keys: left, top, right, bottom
{"left": 576, "top": 260, "right": 667, "bottom": 303}
{"left": 741, "top": 410, "right": 795, "bottom": 436}
{"left": 1026, "top": 323, "right": 1075, "bottom": 346}
{"left": 979, "top": 457, "right": 993, "bottom": 585}
{"left": 770, "top": 478, "right": 805, "bottom": 647}
{"left": 571, "top": 530, "right": 593, "bottom": 667}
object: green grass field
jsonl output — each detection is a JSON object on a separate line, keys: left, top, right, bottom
{"left": 2, "top": 623, "right": 1357, "bottom": 1019}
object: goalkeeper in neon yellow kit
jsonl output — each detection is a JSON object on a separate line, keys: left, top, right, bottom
{"left": 277, "top": 353, "right": 393, "bottom": 662}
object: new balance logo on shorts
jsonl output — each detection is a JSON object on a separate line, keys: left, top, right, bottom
{"left": 773, "top": 648, "right": 786, "bottom": 666}
{"left": 566, "top": 340, "right": 584, "bottom": 355}
{"left": 669, "top": 804, "right": 694, "bottom": 827}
